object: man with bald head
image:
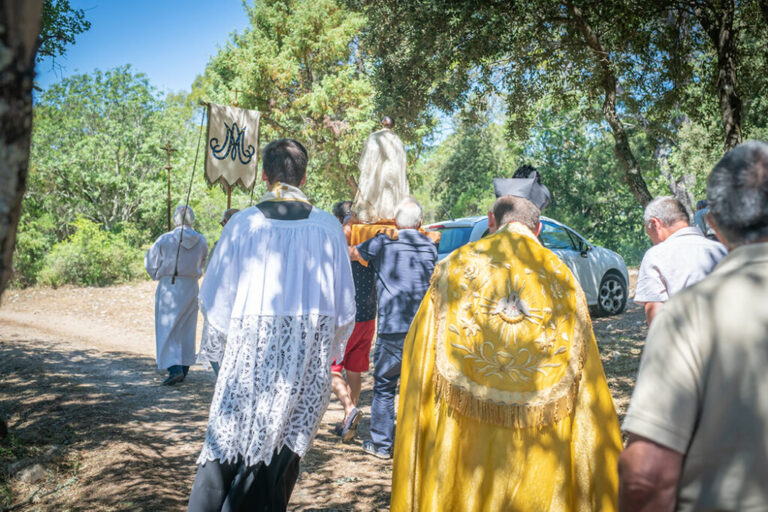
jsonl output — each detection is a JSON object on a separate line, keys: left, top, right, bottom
{"left": 620, "top": 141, "right": 768, "bottom": 510}
{"left": 487, "top": 194, "right": 542, "bottom": 235}
{"left": 390, "top": 194, "right": 622, "bottom": 510}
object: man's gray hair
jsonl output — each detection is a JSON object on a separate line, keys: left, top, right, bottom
{"left": 173, "top": 205, "right": 195, "bottom": 228}
{"left": 642, "top": 196, "right": 689, "bottom": 226}
{"left": 395, "top": 197, "right": 423, "bottom": 229}
{"left": 707, "top": 140, "right": 768, "bottom": 244}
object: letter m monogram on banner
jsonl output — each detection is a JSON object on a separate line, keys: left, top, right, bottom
{"left": 205, "top": 103, "right": 261, "bottom": 192}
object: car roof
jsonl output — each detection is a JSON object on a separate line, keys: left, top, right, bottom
{"left": 425, "top": 215, "right": 561, "bottom": 229}
{"left": 425, "top": 215, "right": 594, "bottom": 246}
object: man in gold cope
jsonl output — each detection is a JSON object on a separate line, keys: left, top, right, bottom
{"left": 391, "top": 196, "right": 622, "bottom": 511}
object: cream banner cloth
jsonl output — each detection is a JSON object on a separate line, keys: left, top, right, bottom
{"left": 205, "top": 103, "right": 261, "bottom": 189}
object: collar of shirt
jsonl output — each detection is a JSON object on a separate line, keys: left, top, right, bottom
{"left": 666, "top": 226, "right": 704, "bottom": 241}
{"left": 259, "top": 182, "right": 309, "bottom": 203}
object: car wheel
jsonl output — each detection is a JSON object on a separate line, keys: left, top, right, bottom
{"left": 596, "top": 271, "right": 627, "bottom": 316}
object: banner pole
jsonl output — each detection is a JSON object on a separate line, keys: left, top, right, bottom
{"left": 161, "top": 141, "right": 177, "bottom": 231}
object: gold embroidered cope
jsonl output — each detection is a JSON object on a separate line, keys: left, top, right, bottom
{"left": 390, "top": 222, "right": 622, "bottom": 511}
{"left": 433, "top": 223, "right": 586, "bottom": 429}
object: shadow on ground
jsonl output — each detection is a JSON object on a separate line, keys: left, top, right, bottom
{"left": 0, "top": 300, "right": 646, "bottom": 511}
{"left": 592, "top": 302, "right": 647, "bottom": 420}
{"left": 0, "top": 334, "right": 214, "bottom": 511}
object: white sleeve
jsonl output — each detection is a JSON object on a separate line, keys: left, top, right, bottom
{"left": 634, "top": 251, "right": 668, "bottom": 304}
{"left": 144, "top": 238, "right": 163, "bottom": 281}
{"left": 199, "top": 222, "right": 239, "bottom": 334}
{"left": 331, "top": 227, "right": 357, "bottom": 361}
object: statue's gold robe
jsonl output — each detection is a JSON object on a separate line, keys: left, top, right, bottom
{"left": 391, "top": 223, "right": 622, "bottom": 512}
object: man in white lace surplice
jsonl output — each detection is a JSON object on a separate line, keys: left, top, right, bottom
{"left": 188, "top": 139, "right": 356, "bottom": 512}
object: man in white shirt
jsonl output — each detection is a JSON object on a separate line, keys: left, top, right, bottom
{"left": 619, "top": 141, "right": 768, "bottom": 510}
{"left": 634, "top": 196, "right": 727, "bottom": 324}
{"left": 189, "top": 139, "right": 356, "bottom": 511}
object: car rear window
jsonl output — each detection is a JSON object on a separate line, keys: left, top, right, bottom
{"left": 436, "top": 227, "right": 473, "bottom": 254}
{"left": 538, "top": 222, "right": 576, "bottom": 250}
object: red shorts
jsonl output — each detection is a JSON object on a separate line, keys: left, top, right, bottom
{"left": 332, "top": 319, "right": 375, "bottom": 373}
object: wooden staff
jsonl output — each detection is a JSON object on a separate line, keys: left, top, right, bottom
{"left": 226, "top": 89, "right": 239, "bottom": 209}
{"left": 161, "top": 141, "right": 177, "bottom": 231}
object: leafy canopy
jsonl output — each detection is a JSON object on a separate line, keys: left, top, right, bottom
{"left": 201, "top": 0, "right": 379, "bottom": 207}
{"left": 38, "top": 0, "right": 91, "bottom": 63}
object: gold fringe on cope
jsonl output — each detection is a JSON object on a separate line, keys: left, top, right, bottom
{"left": 428, "top": 224, "right": 592, "bottom": 430}
{"left": 431, "top": 289, "right": 590, "bottom": 429}
{"left": 433, "top": 363, "right": 582, "bottom": 429}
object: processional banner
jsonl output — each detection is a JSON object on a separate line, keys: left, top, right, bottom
{"left": 205, "top": 103, "right": 261, "bottom": 190}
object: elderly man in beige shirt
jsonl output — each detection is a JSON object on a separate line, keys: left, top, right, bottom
{"left": 635, "top": 196, "right": 726, "bottom": 324}
{"left": 619, "top": 140, "right": 768, "bottom": 511}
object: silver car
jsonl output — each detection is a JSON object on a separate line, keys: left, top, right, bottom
{"left": 425, "top": 215, "right": 629, "bottom": 316}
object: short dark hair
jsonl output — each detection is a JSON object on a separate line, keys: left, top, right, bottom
{"left": 332, "top": 200, "right": 352, "bottom": 223}
{"left": 513, "top": 164, "right": 541, "bottom": 184}
{"left": 493, "top": 196, "right": 541, "bottom": 233}
{"left": 262, "top": 139, "right": 308, "bottom": 186}
{"left": 382, "top": 116, "right": 394, "bottom": 128}
{"left": 707, "top": 140, "right": 768, "bottom": 244}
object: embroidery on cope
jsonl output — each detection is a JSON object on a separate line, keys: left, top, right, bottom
{"left": 433, "top": 223, "right": 588, "bottom": 429}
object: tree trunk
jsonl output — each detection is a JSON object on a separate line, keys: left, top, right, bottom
{"left": 759, "top": 0, "right": 768, "bottom": 41}
{"left": 564, "top": 1, "right": 653, "bottom": 206}
{"left": 694, "top": 1, "right": 742, "bottom": 152}
{"left": 655, "top": 145, "right": 696, "bottom": 217}
{"left": 0, "top": 1, "right": 43, "bottom": 299}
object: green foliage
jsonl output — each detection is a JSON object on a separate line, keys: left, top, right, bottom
{"left": 354, "top": 0, "right": 768, "bottom": 209}
{"left": 19, "top": 1, "right": 768, "bottom": 289}
{"left": 411, "top": 104, "right": 519, "bottom": 221}
{"left": 38, "top": 218, "right": 145, "bottom": 287}
{"left": 12, "top": 211, "right": 58, "bottom": 287}
{"left": 31, "top": 66, "right": 172, "bottom": 233}
{"left": 664, "top": 120, "right": 722, "bottom": 201}
{"left": 38, "top": 0, "right": 91, "bottom": 63}
{"left": 539, "top": 139, "right": 650, "bottom": 267}
{"left": 435, "top": 125, "right": 503, "bottom": 218}
{"left": 413, "top": 102, "right": 652, "bottom": 265}
{"left": 19, "top": 67, "right": 232, "bottom": 285}
{"left": 200, "top": 0, "right": 381, "bottom": 208}
{"left": 521, "top": 101, "right": 656, "bottom": 265}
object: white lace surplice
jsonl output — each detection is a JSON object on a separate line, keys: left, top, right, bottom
{"left": 197, "top": 206, "right": 356, "bottom": 467}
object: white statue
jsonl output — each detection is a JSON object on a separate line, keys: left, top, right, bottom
{"left": 352, "top": 117, "right": 409, "bottom": 223}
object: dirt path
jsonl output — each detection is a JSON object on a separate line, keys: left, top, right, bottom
{"left": 0, "top": 276, "right": 645, "bottom": 511}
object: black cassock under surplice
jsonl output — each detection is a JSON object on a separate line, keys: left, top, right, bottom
{"left": 187, "top": 446, "right": 300, "bottom": 512}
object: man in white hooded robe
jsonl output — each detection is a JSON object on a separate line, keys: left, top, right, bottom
{"left": 189, "top": 139, "right": 356, "bottom": 511}
{"left": 144, "top": 205, "right": 207, "bottom": 385}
